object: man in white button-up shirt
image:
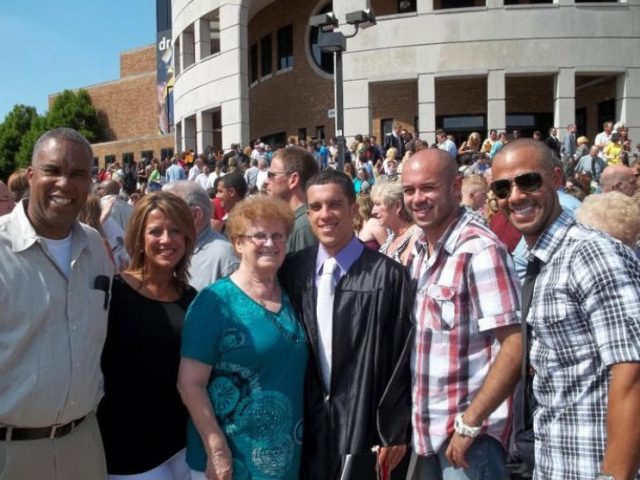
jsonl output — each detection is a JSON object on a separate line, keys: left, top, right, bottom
{"left": 0, "top": 128, "right": 114, "bottom": 479}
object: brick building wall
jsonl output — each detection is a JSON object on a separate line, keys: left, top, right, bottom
{"left": 49, "top": 44, "right": 174, "bottom": 168}
{"left": 120, "top": 45, "right": 157, "bottom": 77}
{"left": 370, "top": 81, "right": 418, "bottom": 140}
{"left": 247, "top": 0, "right": 334, "bottom": 143}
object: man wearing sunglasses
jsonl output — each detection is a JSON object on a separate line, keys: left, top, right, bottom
{"left": 265, "top": 146, "right": 319, "bottom": 253}
{"left": 492, "top": 139, "right": 640, "bottom": 480}
{"left": 403, "top": 149, "right": 522, "bottom": 480}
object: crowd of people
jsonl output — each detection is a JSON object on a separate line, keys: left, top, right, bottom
{"left": 0, "top": 124, "right": 639, "bottom": 480}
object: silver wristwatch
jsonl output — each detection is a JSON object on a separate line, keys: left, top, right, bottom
{"left": 454, "top": 413, "right": 481, "bottom": 438}
{"left": 595, "top": 474, "right": 615, "bottom": 480}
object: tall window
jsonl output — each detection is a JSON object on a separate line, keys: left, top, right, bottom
{"left": 381, "top": 119, "right": 393, "bottom": 137}
{"left": 122, "top": 152, "right": 134, "bottom": 166}
{"left": 140, "top": 150, "right": 154, "bottom": 163}
{"left": 105, "top": 154, "right": 116, "bottom": 166}
{"left": 398, "top": 0, "right": 417, "bottom": 12}
{"left": 161, "top": 148, "right": 174, "bottom": 160}
{"left": 298, "top": 128, "right": 307, "bottom": 143}
{"left": 209, "top": 11, "right": 221, "bottom": 55}
{"left": 250, "top": 43, "right": 259, "bottom": 84}
{"left": 260, "top": 34, "right": 272, "bottom": 77}
{"left": 277, "top": 25, "right": 294, "bottom": 70}
{"left": 309, "top": 2, "right": 334, "bottom": 75}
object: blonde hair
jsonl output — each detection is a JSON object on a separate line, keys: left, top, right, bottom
{"left": 385, "top": 147, "right": 398, "bottom": 161}
{"left": 125, "top": 192, "right": 196, "bottom": 290}
{"left": 466, "top": 132, "right": 482, "bottom": 148}
{"left": 371, "top": 180, "right": 413, "bottom": 223}
{"left": 461, "top": 175, "right": 488, "bottom": 196}
{"left": 576, "top": 192, "right": 640, "bottom": 247}
{"left": 354, "top": 194, "right": 373, "bottom": 232}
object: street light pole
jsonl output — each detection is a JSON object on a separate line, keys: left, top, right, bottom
{"left": 310, "top": 9, "right": 375, "bottom": 172}
{"left": 334, "top": 50, "right": 345, "bottom": 171}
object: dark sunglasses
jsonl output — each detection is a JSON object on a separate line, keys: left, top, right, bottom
{"left": 490, "top": 172, "right": 544, "bottom": 199}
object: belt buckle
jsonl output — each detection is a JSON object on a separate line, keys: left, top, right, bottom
{"left": 49, "top": 424, "right": 59, "bottom": 439}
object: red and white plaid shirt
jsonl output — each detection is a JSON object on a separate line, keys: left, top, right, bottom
{"left": 409, "top": 208, "right": 521, "bottom": 456}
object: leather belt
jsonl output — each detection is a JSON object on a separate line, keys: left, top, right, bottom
{"left": 0, "top": 416, "right": 87, "bottom": 441}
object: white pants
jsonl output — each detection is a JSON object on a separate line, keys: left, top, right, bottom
{"left": 108, "top": 449, "right": 190, "bottom": 480}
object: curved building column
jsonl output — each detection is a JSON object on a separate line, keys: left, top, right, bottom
{"left": 418, "top": 73, "right": 436, "bottom": 141}
{"left": 197, "top": 110, "right": 213, "bottom": 154}
{"left": 617, "top": 68, "right": 640, "bottom": 142}
{"left": 487, "top": 70, "right": 506, "bottom": 132}
{"left": 220, "top": 1, "right": 250, "bottom": 149}
{"left": 555, "top": 67, "right": 575, "bottom": 137}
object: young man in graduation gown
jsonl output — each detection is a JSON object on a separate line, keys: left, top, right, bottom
{"left": 279, "top": 170, "right": 413, "bottom": 480}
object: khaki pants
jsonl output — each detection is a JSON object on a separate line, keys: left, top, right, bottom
{"left": 0, "top": 413, "right": 106, "bottom": 480}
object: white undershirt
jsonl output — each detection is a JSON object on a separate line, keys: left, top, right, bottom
{"left": 42, "top": 233, "right": 73, "bottom": 277}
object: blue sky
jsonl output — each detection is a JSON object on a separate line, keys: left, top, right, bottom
{"left": 0, "top": 0, "right": 156, "bottom": 120}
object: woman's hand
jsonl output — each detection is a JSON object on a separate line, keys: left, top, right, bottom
{"left": 206, "top": 440, "right": 233, "bottom": 480}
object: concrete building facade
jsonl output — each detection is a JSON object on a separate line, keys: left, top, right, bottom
{"left": 50, "top": 45, "right": 175, "bottom": 167}
{"left": 171, "top": 0, "right": 640, "bottom": 149}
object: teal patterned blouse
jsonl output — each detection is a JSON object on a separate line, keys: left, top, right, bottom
{"left": 181, "top": 277, "right": 308, "bottom": 479}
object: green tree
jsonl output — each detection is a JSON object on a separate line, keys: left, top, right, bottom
{"left": 15, "top": 116, "right": 48, "bottom": 170}
{"left": 47, "top": 89, "right": 104, "bottom": 142}
{"left": 0, "top": 105, "right": 39, "bottom": 180}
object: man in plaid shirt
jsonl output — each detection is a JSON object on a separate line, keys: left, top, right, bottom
{"left": 492, "top": 139, "right": 640, "bottom": 480}
{"left": 402, "top": 149, "right": 522, "bottom": 479}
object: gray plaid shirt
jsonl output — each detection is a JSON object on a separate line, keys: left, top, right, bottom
{"left": 525, "top": 209, "right": 640, "bottom": 480}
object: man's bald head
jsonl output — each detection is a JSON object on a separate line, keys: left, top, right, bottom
{"left": 493, "top": 139, "right": 556, "bottom": 174}
{"left": 402, "top": 148, "right": 462, "bottom": 244}
{"left": 404, "top": 148, "right": 459, "bottom": 183}
{"left": 600, "top": 165, "right": 638, "bottom": 196}
{"left": 100, "top": 180, "right": 121, "bottom": 196}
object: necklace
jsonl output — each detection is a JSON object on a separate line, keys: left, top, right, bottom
{"left": 236, "top": 274, "right": 279, "bottom": 309}
{"left": 390, "top": 225, "right": 412, "bottom": 251}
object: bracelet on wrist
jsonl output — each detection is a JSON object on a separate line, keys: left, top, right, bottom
{"left": 454, "top": 413, "right": 482, "bottom": 438}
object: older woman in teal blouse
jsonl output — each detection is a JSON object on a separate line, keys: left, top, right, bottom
{"left": 178, "top": 196, "right": 307, "bottom": 480}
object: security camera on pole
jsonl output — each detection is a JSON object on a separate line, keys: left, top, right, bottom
{"left": 309, "top": 8, "right": 376, "bottom": 171}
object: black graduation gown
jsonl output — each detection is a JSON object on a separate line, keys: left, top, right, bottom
{"left": 279, "top": 246, "right": 414, "bottom": 480}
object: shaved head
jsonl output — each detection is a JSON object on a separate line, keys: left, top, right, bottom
{"left": 494, "top": 139, "right": 556, "bottom": 173}
{"left": 402, "top": 148, "right": 462, "bottom": 245}
{"left": 405, "top": 148, "right": 459, "bottom": 183}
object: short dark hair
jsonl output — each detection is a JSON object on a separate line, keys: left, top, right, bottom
{"left": 32, "top": 127, "right": 92, "bottom": 165}
{"left": 273, "top": 146, "right": 319, "bottom": 188}
{"left": 220, "top": 172, "right": 248, "bottom": 198}
{"left": 305, "top": 170, "right": 356, "bottom": 204}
